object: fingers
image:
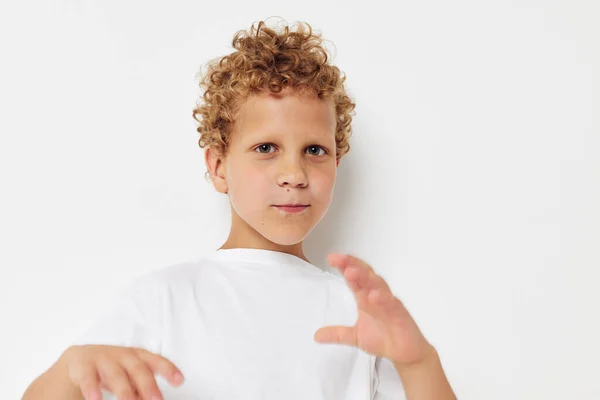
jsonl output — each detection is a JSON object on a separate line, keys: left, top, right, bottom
{"left": 345, "top": 265, "right": 390, "bottom": 293}
{"left": 314, "top": 325, "right": 356, "bottom": 346}
{"left": 96, "top": 354, "right": 138, "bottom": 400}
{"left": 65, "top": 345, "right": 183, "bottom": 400}
{"left": 74, "top": 362, "right": 102, "bottom": 400}
{"left": 120, "top": 353, "right": 164, "bottom": 400}
{"left": 134, "top": 348, "right": 185, "bottom": 387}
{"left": 329, "top": 253, "right": 390, "bottom": 292}
{"left": 337, "top": 259, "right": 398, "bottom": 316}
{"left": 328, "top": 253, "right": 374, "bottom": 275}
{"left": 345, "top": 254, "right": 374, "bottom": 273}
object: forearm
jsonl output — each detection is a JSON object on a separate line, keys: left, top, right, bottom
{"left": 21, "top": 349, "right": 84, "bottom": 400}
{"left": 394, "top": 347, "right": 457, "bottom": 400}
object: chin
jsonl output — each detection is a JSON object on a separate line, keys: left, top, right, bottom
{"left": 261, "top": 226, "right": 313, "bottom": 246}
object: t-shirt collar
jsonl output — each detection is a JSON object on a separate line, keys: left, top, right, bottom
{"left": 208, "top": 247, "right": 322, "bottom": 273}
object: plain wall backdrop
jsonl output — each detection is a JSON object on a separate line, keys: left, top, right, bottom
{"left": 1, "top": 1, "right": 598, "bottom": 399}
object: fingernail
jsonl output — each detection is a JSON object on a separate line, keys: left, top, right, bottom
{"left": 173, "top": 372, "right": 184, "bottom": 384}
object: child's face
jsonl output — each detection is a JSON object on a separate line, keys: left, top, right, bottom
{"left": 206, "top": 88, "right": 339, "bottom": 250}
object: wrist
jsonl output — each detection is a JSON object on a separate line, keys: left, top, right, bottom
{"left": 392, "top": 346, "right": 457, "bottom": 400}
{"left": 393, "top": 344, "right": 439, "bottom": 376}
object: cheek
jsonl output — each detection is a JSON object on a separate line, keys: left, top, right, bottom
{"left": 309, "top": 168, "right": 336, "bottom": 199}
{"left": 230, "top": 164, "right": 271, "bottom": 203}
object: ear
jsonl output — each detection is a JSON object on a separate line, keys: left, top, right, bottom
{"left": 205, "top": 146, "right": 229, "bottom": 194}
{"left": 336, "top": 158, "right": 340, "bottom": 167}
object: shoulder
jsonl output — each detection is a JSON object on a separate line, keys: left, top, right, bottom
{"left": 119, "top": 257, "right": 213, "bottom": 297}
{"left": 129, "top": 256, "right": 355, "bottom": 304}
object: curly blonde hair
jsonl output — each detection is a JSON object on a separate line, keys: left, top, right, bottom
{"left": 192, "top": 19, "right": 356, "bottom": 181}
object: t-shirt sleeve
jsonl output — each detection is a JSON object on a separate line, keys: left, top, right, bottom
{"left": 70, "top": 271, "right": 163, "bottom": 354}
{"left": 373, "top": 356, "right": 407, "bottom": 400}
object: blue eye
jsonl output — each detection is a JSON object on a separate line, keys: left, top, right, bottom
{"left": 306, "top": 145, "right": 327, "bottom": 156}
{"left": 255, "top": 143, "right": 275, "bottom": 154}
{"left": 254, "top": 143, "right": 328, "bottom": 156}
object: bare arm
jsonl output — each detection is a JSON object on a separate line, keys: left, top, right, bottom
{"left": 21, "top": 348, "right": 84, "bottom": 400}
{"left": 394, "top": 347, "right": 457, "bottom": 400}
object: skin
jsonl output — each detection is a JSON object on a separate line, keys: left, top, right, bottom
{"left": 21, "top": 88, "right": 455, "bottom": 400}
{"left": 205, "top": 87, "right": 340, "bottom": 263}
{"left": 205, "top": 87, "right": 457, "bottom": 399}
{"left": 316, "top": 253, "right": 457, "bottom": 400}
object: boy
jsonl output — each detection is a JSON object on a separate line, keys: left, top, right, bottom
{"left": 21, "top": 19, "right": 456, "bottom": 400}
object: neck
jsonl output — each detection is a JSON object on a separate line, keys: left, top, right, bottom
{"left": 218, "top": 239, "right": 308, "bottom": 263}
{"left": 219, "top": 206, "right": 309, "bottom": 263}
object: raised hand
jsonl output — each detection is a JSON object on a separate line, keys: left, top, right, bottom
{"left": 314, "top": 253, "right": 436, "bottom": 368}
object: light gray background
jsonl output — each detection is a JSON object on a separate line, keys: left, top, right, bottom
{"left": 1, "top": 1, "right": 598, "bottom": 399}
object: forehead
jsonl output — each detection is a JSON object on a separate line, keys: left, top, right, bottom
{"left": 233, "top": 90, "right": 336, "bottom": 140}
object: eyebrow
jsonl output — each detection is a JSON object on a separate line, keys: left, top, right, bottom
{"left": 247, "top": 130, "right": 333, "bottom": 140}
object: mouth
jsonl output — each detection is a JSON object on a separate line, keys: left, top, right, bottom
{"left": 273, "top": 204, "right": 310, "bottom": 213}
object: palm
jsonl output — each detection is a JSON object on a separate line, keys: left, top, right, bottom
{"left": 355, "top": 300, "right": 429, "bottom": 365}
{"left": 314, "top": 253, "right": 434, "bottom": 366}
{"left": 354, "top": 308, "right": 389, "bottom": 356}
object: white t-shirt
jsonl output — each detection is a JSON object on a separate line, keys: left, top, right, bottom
{"left": 72, "top": 248, "right": 406, "bottom": 399}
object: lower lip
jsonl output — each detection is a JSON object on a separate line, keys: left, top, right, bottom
{"left": 274, "top": 205, "right": 309, "bottom": 213}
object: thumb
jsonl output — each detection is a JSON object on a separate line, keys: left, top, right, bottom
{"left": 314, "top": 326, "right": 356, "bottom": 346}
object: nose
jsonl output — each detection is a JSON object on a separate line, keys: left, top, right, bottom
{"left": 277, "top": 157, "right": 308, "bottom": 188}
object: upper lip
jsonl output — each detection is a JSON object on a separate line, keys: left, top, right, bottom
{"left": 274, "top": 204, "right": 309, "bottom": 207}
